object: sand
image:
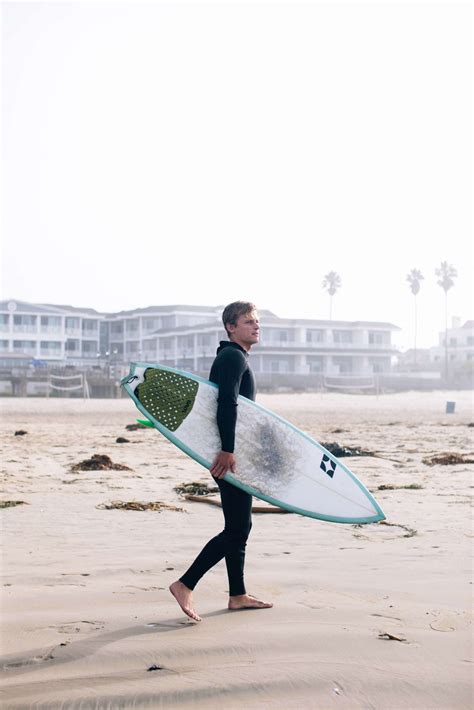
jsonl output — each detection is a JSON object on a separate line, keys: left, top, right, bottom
{"left": 0, "top": 391, "right": 472, "bottom": 709}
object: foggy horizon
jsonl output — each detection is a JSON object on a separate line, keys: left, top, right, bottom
{"left": 2, "top": 1, "right": 472, "bottom": 352}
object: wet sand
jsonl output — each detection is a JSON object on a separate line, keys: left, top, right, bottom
{"left": 1, "top": 391, "right": 473, "bottom": 709}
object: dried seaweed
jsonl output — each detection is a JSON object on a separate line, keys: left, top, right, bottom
{"left": 379, "top": 521, "right": 417, "bottom": 538}
{"left": 14, "top": 430, "right": 28, "bottom": 436}
{"left": 71, "top": 455, "right": 132, "bottom": 471}
{"left": 96, "top": 500, "right": 185, "bottom": 512}
{"left": 377, "top": 483, "right": 423, "bottom": 490}
{"left": 321, "top": 442, "right": 375, "bottom": 457}
{"left": 422, "top": 453, "right": 474, "bottom": 466}
{"left": 0, "top": 500, "right": 28, "bottom": 508}
{"left": 174, "top": 481, "right": 218, "bottom": 497}
{"left": 125, "top": 423, "right": 148, "bottom": 431}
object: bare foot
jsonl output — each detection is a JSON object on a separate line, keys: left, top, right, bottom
{"left": 169, "top": 581, "right": 201, "bottom": 621}
{"left": 228, "top": 594, "right": 273, "bottom": 611}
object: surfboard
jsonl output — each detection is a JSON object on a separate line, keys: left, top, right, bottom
{"left": 121, "top": 363, "right": 385, "bottom": 524}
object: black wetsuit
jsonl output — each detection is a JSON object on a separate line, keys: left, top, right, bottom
{"left": 179, "top": 341, "right": 255, "bottom": 596}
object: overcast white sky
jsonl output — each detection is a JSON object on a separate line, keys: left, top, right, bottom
{"left": 1, "top": 0, "right": 472, "bottom": 350}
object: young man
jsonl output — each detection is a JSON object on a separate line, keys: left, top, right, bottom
{"left": 169, "top": 301, "right": 273, "bottom": 621}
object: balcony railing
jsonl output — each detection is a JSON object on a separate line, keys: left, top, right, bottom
{"left": 39, "top": 349, "right": 63, "bottom": 357}
{"left": 258, "top": 340, "right": 393, "bottom": 350}
{"left": 13, "top": 325, "right": 38, "bottom": 333}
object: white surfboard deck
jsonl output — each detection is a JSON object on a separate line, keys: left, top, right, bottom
{"left": 122, "top": 363, "right": 385, "bottom": 524}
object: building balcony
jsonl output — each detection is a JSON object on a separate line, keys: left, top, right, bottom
{"left": 39, "top": 349, "right": 63, "bottom": 358}
{"left": 65, "top": 328, "right": 81, "bottom": 336}
{"left": 256, "top": 341, "right": 394, "bottom": 351}
{"left": 13, "top": 325, "right": 38, "bottom": 334}
{"left": 13, "top": 347, "right": 37, "bottom": 356}
{"left": 0, "top": 325, "right": 10, "bottom": 332}
{"left": 40, "top": 327, "right": 62, "bottom": 334}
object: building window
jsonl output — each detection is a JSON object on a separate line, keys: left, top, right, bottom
{"left": 82, "top": 340, "right": 98, "bottom": 354}
{"left": 41, "top": 316, "right": 61, "bottom": 328}
{"left": 13, "top": 340, "right": 36, "bottom": 351}
{"left": 65, "top": 339, "right": 80, "bottom": 352}
{"left": 142, "top": 317, "right": 161, "bottom": 331}
{"left": 125, "top": 319, "right": 139, "bottom": 333}
{"left": 449, "top": 338, "right": 457, "bottom": 347}
{"left": 332, "top": 356, "right": 353, "bottom": 373}
{"left": 110, "top": 322, "right": 124, "bottom": 335}
{"left": 82, "top": 319, "right": 98, "bottom": 333}
{"left": 307, "top": 356, "right": 323, "bottom": 372}
{"left": 65, "top": 317, "right": 80, "bottom": 330}
{"left": 306, "top": 330, "right": 323, "bottom": 343}
{"left": 369, "top": 331, "right": 389, "bottom": 345}
{"left": 14, "top": 315, "right": 37, "bottom": 326}
{"left": 0, "top": 340, "right": 8, "bottom": 350}
{"left": 333, "top": 330, "right": 352, "bottom": 344}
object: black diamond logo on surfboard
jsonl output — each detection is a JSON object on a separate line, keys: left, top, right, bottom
{"left": 320, "top": 454, "right": 336, "bottom": 478}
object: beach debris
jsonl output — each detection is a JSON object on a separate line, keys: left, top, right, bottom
{"left": 321, "top": 442, "right": 375, "bottom": 457}
{"left": 96, "top": 500, "right": 185, "bottom": 512}
{"left": 14, "top": 430, "right": 28, "bottom": 436}
{"left": 125, "top": 422, "right": 148, "bottom": 431}
{"left": 183, "top": 494, "right": 288, "bottom": 514}
{"left": 377, "top": 483, "right": 423, "bottom": 491}
{"left": 378, "top": 632, "right": 408, "bottom": 643}
{"left": 116, "top": 437, "right": 130, "bottom": 444}
{"left": 0, "top": 500, "right": 28, "bottom": 509}
{"left": 422, "top": 452, "right": 474, "bottom": 466}
{"left": 174, "top": 481, "right": 218, "bottom": 497}
{"left": 71, "top": 454, "right": 132, "bottom": 471}
{"left": 379, "top": 521, "right": 417, "bottom": 538}
{"left": 468, "top": 423, "right": 474, "bottom": 428}
{"left": 147, "top": 664, "right": 164, "bottom": 671}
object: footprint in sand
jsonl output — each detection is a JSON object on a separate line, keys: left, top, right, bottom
{"left": 48, "top": 620, "right": 105, "bottom": 634}
{"left": 429, "top": 614, "right": 457, "bottom": 632}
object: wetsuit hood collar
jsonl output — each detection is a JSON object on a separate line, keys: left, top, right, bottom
{"left": 216, "top": 341, "right": 248, "bottom": 356}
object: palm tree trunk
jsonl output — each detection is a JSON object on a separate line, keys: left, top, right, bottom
{"left": 329, "top": 296, "right": 333, "bottom": 321}
{"left": 414, "top": 295, "right": 417, "bottom": 367}
{"left": 444, "top": 291, "right": 448, "bottom": 383}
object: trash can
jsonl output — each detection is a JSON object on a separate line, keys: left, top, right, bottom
{"left": 445, "top": 401, "right": 456, "bottom": 414}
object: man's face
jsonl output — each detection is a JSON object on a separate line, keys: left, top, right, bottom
{"left": 228, "top": 310, "right": 260, "bottom": 349}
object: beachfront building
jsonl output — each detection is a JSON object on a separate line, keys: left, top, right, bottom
{"left": 0, "top": 300, "right": 400, "bottom": 385}
{"left": 429, "top": 318, "right": 474, "bottom": 368}
{"left": 142, "top": 315, "right": 399, "bottom": 381}
{"left": 0, "top": 300, "right": 105, "bottom": 365}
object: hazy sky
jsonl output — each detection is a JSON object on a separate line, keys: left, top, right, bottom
{"left": 2, "top": 0, "right": 472, "bottom": 350}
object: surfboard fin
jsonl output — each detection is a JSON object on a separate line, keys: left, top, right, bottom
{"left": 137, "top": 418, "right": 154, "bottom": 427}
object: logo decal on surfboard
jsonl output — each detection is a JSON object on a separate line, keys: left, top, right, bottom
{"left": 320, "top": 454, "right": 337, "bottom": 478}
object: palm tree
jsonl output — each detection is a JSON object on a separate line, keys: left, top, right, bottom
{"left": 406, "top": 268, "right": 424, "bottom": 367}
{"left": 322, "top": 271, "right": 341, "bottom": 320}
{"left": 435, "top": 261, "right": 458, "bottom": 382}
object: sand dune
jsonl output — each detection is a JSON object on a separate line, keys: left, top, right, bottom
{"left": 1, "top": 391, "right": 472, "bottom": 708}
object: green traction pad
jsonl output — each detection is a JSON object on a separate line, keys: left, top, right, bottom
{"left": 136, "top": 368, "right": 199, "bottom": 432}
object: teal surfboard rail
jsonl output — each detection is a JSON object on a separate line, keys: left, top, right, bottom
{"left": 121, "top": 362, "right": 386, "bottom": 524}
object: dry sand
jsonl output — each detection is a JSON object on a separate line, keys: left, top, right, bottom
{"left": 0, "top": 391, "right": 473, "bottom": 709}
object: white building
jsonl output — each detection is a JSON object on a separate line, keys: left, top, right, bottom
{"left": 430, "top": 318, "right": 474, "bottom": 368}
{"left": 0, "top": 300, "right": 400, "bottom": 380}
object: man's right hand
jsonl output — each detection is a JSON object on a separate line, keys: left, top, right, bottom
{"left": 210, "top": 451, "right": 236, "bottom": 479}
